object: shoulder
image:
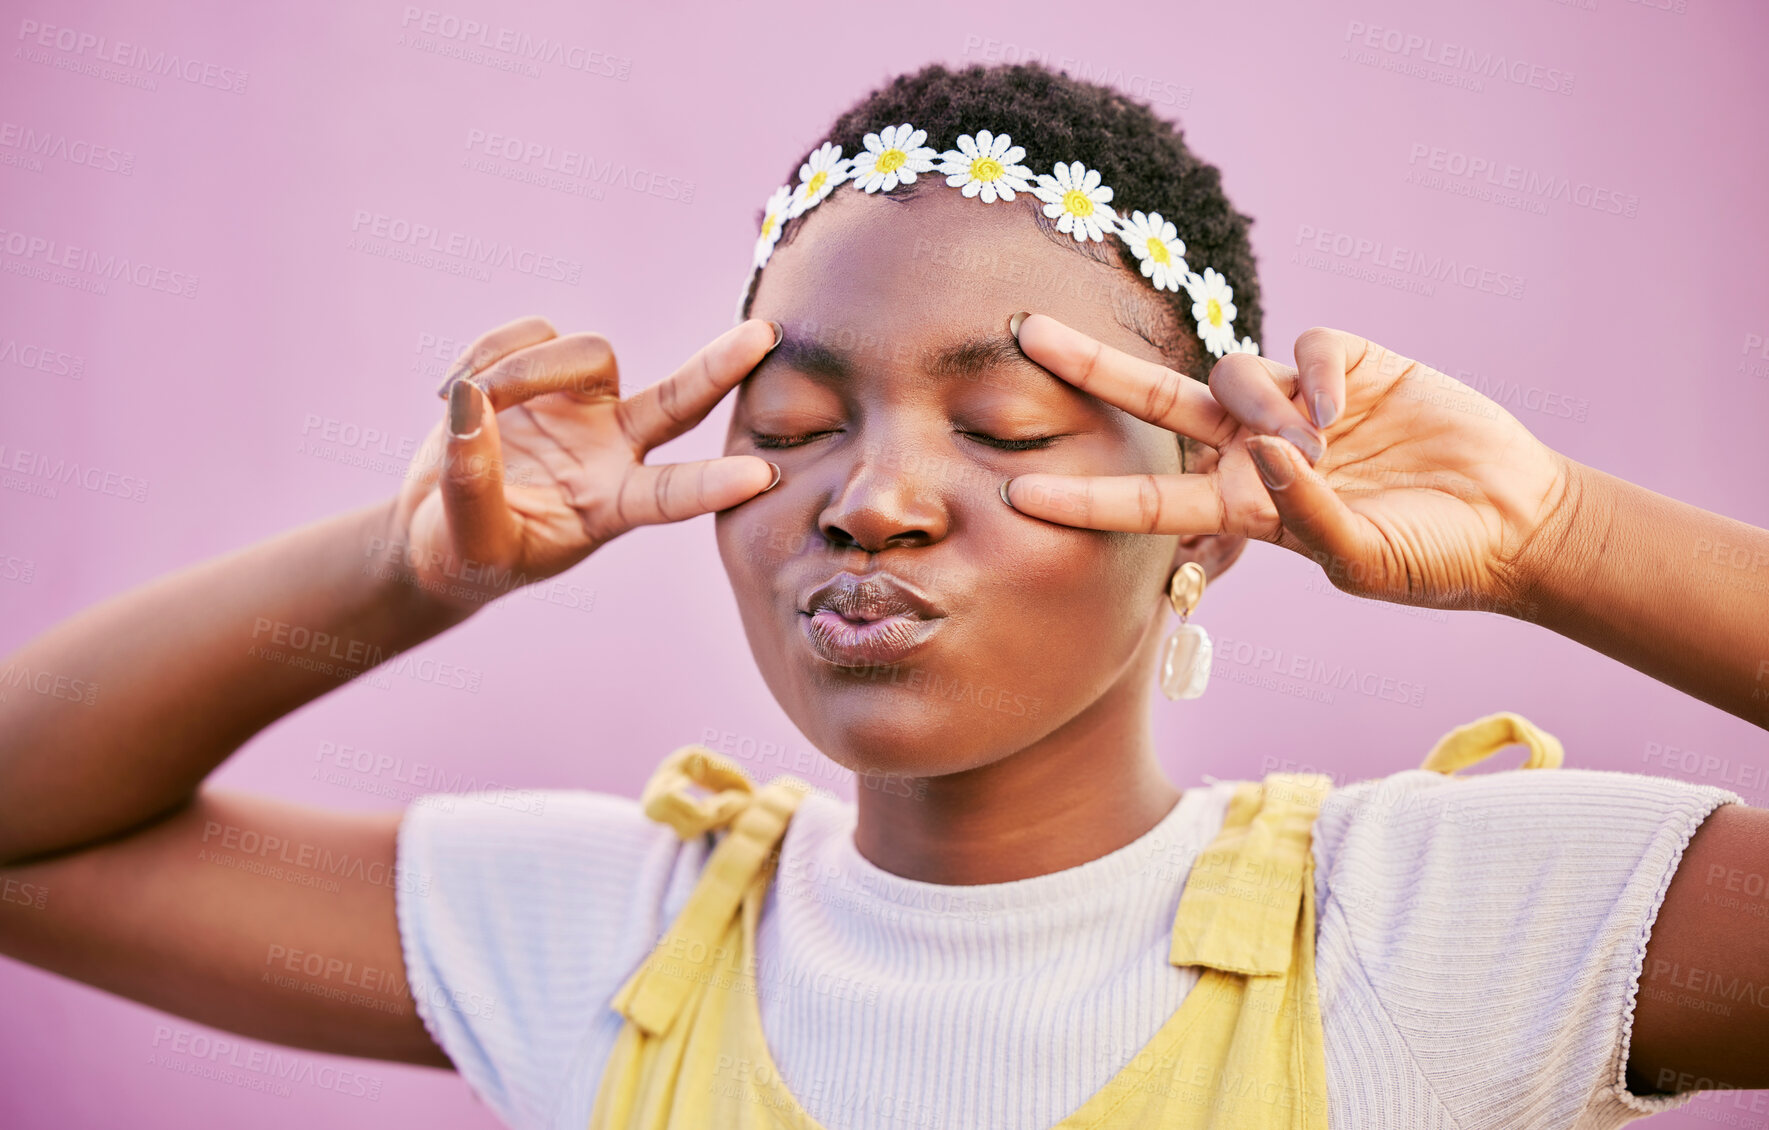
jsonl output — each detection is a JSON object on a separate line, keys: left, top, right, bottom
{"left": 1311, "top": 766, "right": 1743, "bottom": 1127}
{"left": 394, "top": 787, "right": 710, "bottom": 1130}
{"left": 1314, "top": 765, "right": 1740, "bottom": 892}
{"left": 1312, "top": 765, "right": 1742, "bottom": 975}
{"left": 396, "top": 786, "right": 700, "bottom": 907}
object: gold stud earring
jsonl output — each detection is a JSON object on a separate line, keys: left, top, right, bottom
{"left": 1160, "top": 561, "right": 1212, "bottom": 700}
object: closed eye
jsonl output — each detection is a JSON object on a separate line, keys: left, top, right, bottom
{"left": 749, "top": 430, "right": 841, "bottom": 450}
{"left": 748, "top": 429, "right": 1063, "bottom": 452}
{"left": 961, "top": 431, "right": 1061, "bottom": 451}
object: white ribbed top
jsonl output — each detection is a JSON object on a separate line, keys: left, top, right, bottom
{"left": 394, "top": 766, "right": 1739, "bottom": 1130}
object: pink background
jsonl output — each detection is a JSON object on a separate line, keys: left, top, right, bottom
{"left": 4, "top": 0, "right": 1768, "bottom": 1126}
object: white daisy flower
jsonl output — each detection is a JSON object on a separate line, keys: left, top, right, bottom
{"left": 753, "top": 185, "right": 793, "bottom": 269}
{"left": 1115, "top": 210, "right": 1189, "bottom": 292}
{"left": 849, "top": 124, "right": 938, "bottom": 193}
{"left": 1226, "top": 335, "right": 1260, "bottom": 356}
{"left": 789, "top": 142, "right": 851, "bottom": 218}
{"left": 937, "top": 130, "right": 1034, "bottom": 203}
{"left": 1184, "top": 268, "right": 1240, "bottom": 358}
{"left": 1032, "top": 161, "right": 1117, "bottom": 242}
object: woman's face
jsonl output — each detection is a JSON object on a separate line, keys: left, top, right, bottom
{"left": 716, "top": 186, "right": 1218, "bottom": 778}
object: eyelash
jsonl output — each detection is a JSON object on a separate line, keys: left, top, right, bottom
{"left": 747, "top": 430, "right": 1060, "bottom": 452}
{"left": 967, "top": 432, "right": 1059, "bottom": 451}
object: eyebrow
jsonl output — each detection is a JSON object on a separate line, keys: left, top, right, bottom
{"left": 926, "top": 334, "right": 1032, "bottom": 381}
{"left": 764, "top": 330, "right": 1057, "bottom": 391}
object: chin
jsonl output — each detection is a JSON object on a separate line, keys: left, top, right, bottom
{"left": 786, "top": 678, "right": 1048, "bottom": 782}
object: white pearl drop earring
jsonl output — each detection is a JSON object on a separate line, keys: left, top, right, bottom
{"left": 1159, "top": 561, "right": 1212, "bottom": 700}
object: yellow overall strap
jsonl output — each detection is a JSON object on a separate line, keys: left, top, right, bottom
{"left": 1057, "top": 771, "right": 1334, "bottom": 1129}
{"left": 1418, "top": 710, "right": 1563, "bottom": 774}
{"left": 1170, "top": 771, "right": 1333, "bottom": 1129}
{"left": 590, "top": 745, "right": 817, "bottom": 1130}
{"left": 606, "top": 746, "right": 811, "bottom": 1037}
{"left": 1170, "top": 774, "right": 1330, "bottom": 978}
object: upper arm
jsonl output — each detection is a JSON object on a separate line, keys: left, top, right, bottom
{"left": 1630, "top": 801, "right": 1769, "bottom": 1094}
{"left": 0, "top": 786, "right": 449, "bottom": 1068}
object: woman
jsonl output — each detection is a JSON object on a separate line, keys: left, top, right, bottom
{"left": 1, "top": 62, "right": 1765, "bottom": 1129}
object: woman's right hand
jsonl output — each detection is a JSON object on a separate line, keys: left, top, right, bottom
{"left": 388, "top": 315, "right": 782, "bottom": 612}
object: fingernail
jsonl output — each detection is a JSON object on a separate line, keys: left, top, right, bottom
{"left": 998, "top": 476, "right": 1017, "bottom": 510}
{"left": 448, "top": 378, "right": 483, "bottom": 440}
{"left": 1249, "top": 439, "right": 1294, "bottom": 491}
{"left": 1009, "top": 311, "right": 1029, "bottom": 339}
{"left": 759, "top": 461, "right": 782, "bottom": 493}
{"left": 1279, "top": 424, "right": 1324, "bottom": 464}
{"left": 1310, "top": 390, "right": 1339, "bottom": 430}
{"left": 435, "top": 358, "right": 475, "bottom": 400}
{"left": 766, "top": 320, "right": 784, "bottom": 352}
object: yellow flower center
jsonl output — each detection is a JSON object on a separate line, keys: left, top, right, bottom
{"left": 875, "top": 148, "right": 906, "bottom": 174}
{"left": 1146, "top": 237, "right": 1170, "bottom": 266}
{"left": 805, "top": 170, "right": 827, "bottom": 196}
{"left": 762, "top": 214, "right": 778, "bottom": 238}
{"left": 1062, "top": 189, "right": 1094, "bottom": 217}
{"left": 970, "top": 156, "right": 1004, "bottom": 182}
{"left": 1206, "top": 298, "right": 1224, "bottom": 328}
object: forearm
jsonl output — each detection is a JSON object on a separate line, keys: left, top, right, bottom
{"left": 1518, "top": 458, "right": 1769, "bottom": 729}
{"left": 0, "top": 499, "right": 473, "bottom": 864}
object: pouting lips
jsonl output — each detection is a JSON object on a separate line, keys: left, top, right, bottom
{"left": 798, "top": 571, "right": 947, "bottom": 666}
{"left": 801, "top": 610, "right": 943, "bottom": 667}
{"left": 801, "top": 570, "right": 946, "bottom": 623}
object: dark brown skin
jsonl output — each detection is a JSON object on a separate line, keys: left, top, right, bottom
{"left": 0, "top": 179, "right": 1764, "bottom": 1098}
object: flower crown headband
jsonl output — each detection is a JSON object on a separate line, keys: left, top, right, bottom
{"left": 740, "top": 123, "right": 1260, "bottom": 360}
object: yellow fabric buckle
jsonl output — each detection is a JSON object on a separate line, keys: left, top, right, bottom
{"left": 638, "top": 744, "right": 764, "bottom": 840}
{"left": 1170, "top": 772, "right": 1333, "bottom": 977}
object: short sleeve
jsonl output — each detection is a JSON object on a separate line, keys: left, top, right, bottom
{"left": 393, "top": 789, "right": 708, "bottom": 1130}
{"left": 1310, "top": 766, "right": 1742, "bottom": 1130}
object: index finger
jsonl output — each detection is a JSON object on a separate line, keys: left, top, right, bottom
{"left": 1012, "top": 313, "right": 1237, "bottom": 449}
{"left": 616, "top": 318, "right": 781, "bottom": 456}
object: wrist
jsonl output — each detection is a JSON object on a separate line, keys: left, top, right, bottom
{"left": 358, "top": 497, "right": 483, "bottom": 632}
{"left": 1503, "top": 453, "right": 1615, "bottom": 629}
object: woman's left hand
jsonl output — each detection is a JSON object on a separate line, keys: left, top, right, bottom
{"left": 1002, "top": 315, "right": 1577, "bottom": 613}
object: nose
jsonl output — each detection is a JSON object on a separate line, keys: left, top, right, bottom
{"left": 817, "top": 440, "right": 952, "bottom": 553}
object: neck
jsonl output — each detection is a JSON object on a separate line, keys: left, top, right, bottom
{"left": 851, "top": 671, "right": 1181, "bottom": 885}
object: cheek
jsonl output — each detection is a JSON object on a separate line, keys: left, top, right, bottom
{"left": 714, "top": 491, "right": 830, "bottom": 656}
{"left": 963, "top": 509, "right": 1172, "bottom": 672}
{"left": 715, "top": 501, "right": 802, "bottom": 594}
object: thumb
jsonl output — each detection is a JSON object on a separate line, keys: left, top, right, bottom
{"left": 1247, "top": 435, "right": 1379, "bottom": 584}
{"left": 439, "top": 379, "right": 520, "bottom": 571}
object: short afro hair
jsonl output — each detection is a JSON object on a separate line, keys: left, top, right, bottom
{"left": 738, "top": 60, "right": 1263, "bottom": 384}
